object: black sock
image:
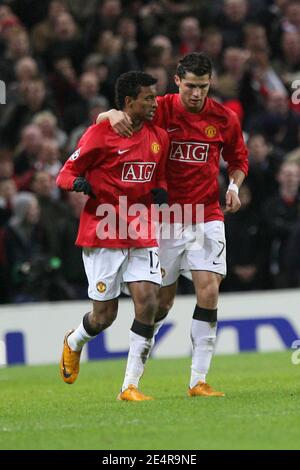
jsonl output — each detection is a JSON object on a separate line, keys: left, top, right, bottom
{"left": 193, "top": 305, "right": 217, "bottom": 322}
{"left": 131, "top": 319, "right": 154, "bottom": 339}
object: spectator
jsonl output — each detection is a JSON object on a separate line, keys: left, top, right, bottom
{"left": 243, "top": 23, "right": 269, "bottom": 54}
{"left": 4, "top": 192, "right": 50, "bottom": 302}
{"left": 146, "top": 35, "right": 175, "bottom": 73}
{"left": 217, "top": 47, "right": 249, "bottom": 99}
{"left": 0, "top": 77, "right": 56, "bottom": 149}
{"left": 31, "top": 170, "right": 67, "bottom": 250}
{"left": 246, "top": 132, "right": 283, "bottom": 209}
{"left": 63, "top": 0, "right": 98, "bottom": 27}
{"left": 44, "top": 11, "right": 85, "bottom": 73}
{"left": 262, "top": 161, "right": 300, "bottom": 288}
{"left": 0, "top": 7, "right": 22, "bottom": 46}
{"left": 13, "top": 124, "right": 43, "bottom": 189}
{"left": 94, "top": 29, "right": 122, "bottom": 64}
{"left": 0, "top": 158, "right": 14, "bottom": 180}
{"left": 144, "top": 66, "right": 170, "bottom": 96}
{"left": 285, "top": 220, "right": 300, "bottom": 287}
{"left": 4, "top": 0, "right": 50, "bottom": 30}
{"left": 177, "top": 16, "right": 202, "bottom": 56}
{"left": 85, "top": 0, "right": 122, "bottom": 49}
{"left": 239, "top": 53, "right": 289, "bottom": 131}
{"left": 33, "top": 110, "right": 67, "bottom": 150}
{"left": 49, "top": 56, "right": 78, "bottom": 115}
{"left": 82, "top": 54, "right": 112, "bottom": 102}
{"left": 8, "top": 57, "right": 41, "bottom": 104}
{"left": 67, "top": 95, "right": 109, "bottom": 153}
{"left": 215, "top": 0, "right": 250, "bottom": 47}
{"left": 252, "top": 90, "right": 300, "bottom": 151}
{"left": 62, "top": 71, "right": 100, "bottom": 132}
{"left": 0, "top": 177, "right": 17, "bottom": 227}
{"left": 56, "top": 191, "right": 88, "bottom": 299}
{"left": 202, "top": 28, "right": 224, "bottom": 73}
{"left": 117, "top": 16, "right": 138, "bottom": 54}
{"left": 224, "top": 183, "right": 265, "bottom": 291}
{"left": 30, "top": 0, "right": 69, "bottom": 54}
{"left": 35, "top": 138, "right": 62, "bottom": 181}
{"left": 281, "top": 0, "right": 300, "bottom": 33}
{"left": 0, "top": 28, "right": 31, "bottom": 84}
{"left": 276, "top": 31, "right": 300, "bottom": 88}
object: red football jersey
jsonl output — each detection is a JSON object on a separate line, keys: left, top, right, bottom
{"left": 57, "top": 121, "right": 169, "bottom": 248}
{"left": 153, "top": 94, "right": 248, "bottom": 222}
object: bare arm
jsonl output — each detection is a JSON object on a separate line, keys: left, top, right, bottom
{"left": 96, "top": 109, "right": 133, "bottom": 137}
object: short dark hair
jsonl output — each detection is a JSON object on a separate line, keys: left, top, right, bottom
{"left": 176, "top": 52, "right": 213, "bottom": 79}
{"left": 115, "top": 71, "right": 157, "bottom": 110}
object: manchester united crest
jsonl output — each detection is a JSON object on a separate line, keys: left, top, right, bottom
{"left": 151, "top": 142, "right": 160, "bottom": 153}
{"left": 96, "top": 281, "right": 107, "bottom": 293}
{"left": 204, "top": 125, "right": 217, "bottom": 138}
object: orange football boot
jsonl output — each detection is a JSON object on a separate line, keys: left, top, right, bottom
{"left": 188, "top": 381, "right": 225, "bottom": 397}
{"left": 117, "top": 385, "right": 153, "bottom": 401}
{"left": 60, "top": 330, "right": 81, "bottom": 384}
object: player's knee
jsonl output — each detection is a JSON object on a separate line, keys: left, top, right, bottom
{"left": 198, "top": 280, "right": 219, "bottom": 304}
{"left": 135, "top": 290, "right": 159, "bottom": 318}
{"left": 143, "top": 291, "right": 159, "bottom": 314}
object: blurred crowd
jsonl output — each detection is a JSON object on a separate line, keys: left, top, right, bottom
{"left": 0, "top": 0, "right": 300, "bottom": 303}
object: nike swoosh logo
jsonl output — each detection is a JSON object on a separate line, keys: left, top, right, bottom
{"left": 118, "top": 149, "right": 130, "bottom": 154}
{"left": 167, "top": 128, "right": 179, "bottom": 132}
{"left": 63, "top": 365, "right": 72, "bottom": 378}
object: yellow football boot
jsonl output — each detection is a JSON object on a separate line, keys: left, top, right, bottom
{"left": 188, "top": 381, "right": 225, "bottom": 397}
{"left": 60, "top": 330, "right": 81, "bottom": 384}
{"left": 117, "top": 385, "right": 153, "bottom": 401}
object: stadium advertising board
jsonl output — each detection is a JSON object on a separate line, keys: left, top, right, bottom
{"left": 0, "top": 289, "right": 300, "bottom": 366}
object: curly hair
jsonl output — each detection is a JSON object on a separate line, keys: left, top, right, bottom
{"left": 115, "top": 71, "right": 157, "bottom": 109}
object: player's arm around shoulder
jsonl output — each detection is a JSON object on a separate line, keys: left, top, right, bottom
{"left": 96, "top": 109, "right": 133, "bottom": 137}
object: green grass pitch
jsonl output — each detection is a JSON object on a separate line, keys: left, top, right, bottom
{"left": 0, "top": 351, "right": 299, "bottom": 450}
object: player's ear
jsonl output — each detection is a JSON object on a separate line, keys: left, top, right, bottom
{"left": 174, "top": 75, "right": 181, "bottom": 87}
{"left": 125, "top": 96, "right": 134, "bottom": 108}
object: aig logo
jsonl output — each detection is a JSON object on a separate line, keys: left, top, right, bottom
{"left": 0, "top": 80, "right": 6, "bottom": 104}
{"left": 169, "top": 141, "right": 209, "bottom": 163}
{"left": 122, "top": 162, "right": 156, "bottom": 182}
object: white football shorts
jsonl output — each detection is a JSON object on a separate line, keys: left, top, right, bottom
{"left": 159, "top": 221, "right": 226, "bottom": 286}
{"left": 82, "top": 246, "right": 162, "bottom": 301}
